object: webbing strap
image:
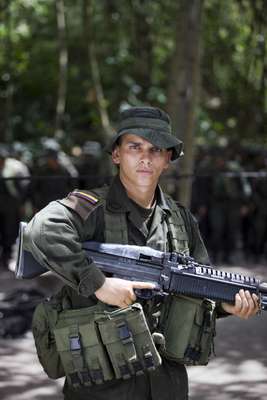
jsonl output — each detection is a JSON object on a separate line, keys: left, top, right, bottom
{"left": 165, "top": 197, "right": 189, "bottom": 254}
{"left": 69, "top": 325, "right": 84, "bottom": 372}
{"left": 142, "top": 344, "right": 156, "bottom": 371}
{"left": 116, "top": 320, "right": 138, "bottom": 365}
{"left": 115, "top": 353, "right": 132, "bottom": 379}
{"left": 104, "top": 204, "right": 128, "bottom": 244}
{"left": 68, "top": 325, "right": 92, "bottom": 386}
{"left": 90, "top": 358, "right": 104, "bottom": 384}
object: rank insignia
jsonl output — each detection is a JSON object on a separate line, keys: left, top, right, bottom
{"left": 70, "top": 190, "right": 99, "bottom": 204}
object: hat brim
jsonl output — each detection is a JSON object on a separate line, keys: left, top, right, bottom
{"left": 105, "top": 128, "right": 183, "bottom": 161}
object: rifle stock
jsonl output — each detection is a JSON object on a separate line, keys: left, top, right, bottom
{"left": 16, "top": 222, "right": 267, "bottom": 310}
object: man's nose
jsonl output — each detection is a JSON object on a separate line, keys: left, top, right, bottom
{"left": 139, "top": 149, "right": 152, "bottom": 164}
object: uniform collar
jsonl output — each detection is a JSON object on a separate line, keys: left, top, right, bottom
{"left": 106, "top": 175, "right": 132, "bottom": 213}
{"left": 106, "top": 174, "right": 171, "bottom": 215}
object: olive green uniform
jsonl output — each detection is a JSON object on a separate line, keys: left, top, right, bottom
{"left": 25, "top": 175, "right": 210, "bottom": 400}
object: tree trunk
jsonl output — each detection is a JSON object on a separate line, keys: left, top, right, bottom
{"left": 55, "top": 0, "right": 68, "bottom": 138}
{"left": 3, "top": 0, "right": 14, "bottom": 144}
{"left": 83, "top": 0, "right": 114, "bottom": 138}
{"left": 166, "top": 0, "right": 203, "bottom": 207}
{"left": 130, "top": 0, "right": 153, "bottom": 101}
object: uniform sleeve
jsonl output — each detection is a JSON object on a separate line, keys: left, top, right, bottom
{"left": 23, "top": 200, "right": 105, "bottom": 297}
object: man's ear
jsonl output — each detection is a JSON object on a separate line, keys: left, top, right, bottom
{"left": 111, "top": 146, "right": 120, "bottom": 165}
{"left": 162, "top": 150, "right": 172, "bottom": 171}
{"left": 167, "top": 150, "right": 172, "bottom": 162}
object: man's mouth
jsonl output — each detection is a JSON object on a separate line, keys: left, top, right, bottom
{"left": 137, "top": 169, "right": 153, "bottom": 174}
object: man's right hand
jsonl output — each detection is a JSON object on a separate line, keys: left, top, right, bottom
{"left": 94, "top": 277, "right": 156, "bottom": 308}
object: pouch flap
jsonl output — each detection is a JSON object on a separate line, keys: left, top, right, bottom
{"left": 54, "top": 322, "right": 99, "bottom": 351}
{"left": 97, "top": 307, "right": 147, "bottom": 345}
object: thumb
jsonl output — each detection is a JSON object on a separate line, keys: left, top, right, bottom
{"left": 131, "top": 281, "right": 156, "bottom": 290}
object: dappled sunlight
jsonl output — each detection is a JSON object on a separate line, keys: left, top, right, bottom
{"left": 188, "top": 357, "right": 267, "bottom": 399}
{"left": 0, "top": 332, "right": 63, "bottom": 400}
{"left": 188, "top": 302, "right": 267, "bottom": 400}
{"left": 188, "top": 357, "right": 267, "bottom": 384}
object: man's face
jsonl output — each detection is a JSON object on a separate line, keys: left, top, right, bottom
{"left": 112, "top": 133, "right": 172, "bottom": 189}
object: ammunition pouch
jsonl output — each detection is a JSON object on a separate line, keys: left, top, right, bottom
{"left": 32, "top": 300, "right": 64, "bottom": 379}
{"left": 158, "top": 295, "right": 216, "bottom": 365}
{"left": 32, "top": 300, "right": 161, "bottom": 387}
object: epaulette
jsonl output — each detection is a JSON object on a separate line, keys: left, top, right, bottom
{"left": 58, "top": 189, "right": 101, "bottom": 221}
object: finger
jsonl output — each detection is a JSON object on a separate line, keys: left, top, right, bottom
{"left": 123, "top": 290, "right": 135, "bottom": 305}
{"left": 124, "top": 285, "right": 137, "bottom": 302}
{"left": 123, "top": 299, "right": 132, "bottom": 308}
{"left": 129, "top": 290, "right": 137, "bottom": 302}
{"left": 238, "top": 289, "right": 251, "bottom": 318}
{"left": 252, "top": 293, "right": 260, "bottom": 311}
{"left": 119, "top": 302, "right": 127, "bottom": 309}
{"left": 239, "top": 289, "right": 249, "bottom": 314}
{"left": 131, "top": 281, "right": 156, "bottom": 290}
{"left": 243, "top": 290, "right": 255, "bottom": 318}
{"left": 244, "top": 290, "right": 260, "bottom": 316}
{"left": 234, "top": 292, "right": 242, "bottom": 314}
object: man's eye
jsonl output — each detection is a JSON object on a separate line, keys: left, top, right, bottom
{"left": 151, "top": 147, "right": 162, "bottom": 153}
{"left": 129, "top": 144, "right": 139, "bottom": 150}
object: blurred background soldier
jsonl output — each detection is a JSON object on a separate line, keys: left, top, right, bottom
{"left": 29, "top": 139, "right": 78, "bottom": 213}
{"left": 208, "top": 150, "right": 251, "bottom": 264}
{"left": 12, "top": 141, "right": 33, "bottom": 170}
{"left": 191, "top": 146, "right": 213, "bottom": 247}
{"left": 0, "top": 145, "right": 31, "bottom": 269}
{"left": 248, "top": 151, "right": 267, "bottom": 262}
{"left": 74, "top": 140, "right": 108, "bottom": 189}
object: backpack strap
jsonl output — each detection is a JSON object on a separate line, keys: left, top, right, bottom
{"left": 164, "top": 195, "right": 190, "bottom": 255}
{"left": 92, "top": 187, "right": 128, "bottom": 244}
{"left": 104, "top": 207, "right": 128, "bottom": 244}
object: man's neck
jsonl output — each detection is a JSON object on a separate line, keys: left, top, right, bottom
{"left": 119, "top": 175, "right": 157, "bottom": 209}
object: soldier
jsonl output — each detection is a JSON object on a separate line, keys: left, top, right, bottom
{"left": 30, "top": 141, "right": 76, "bottom": 213}
{"left": 24, "top": 107, "right": 259, "bottom": 400}
{"left": 74, "top": 140, "right": 107, "bottom": 189}
{"left": 208, "top": 151, "right": 250, "bottom": 264}
{"left": 0, "top": 145, "right": 30, "bottom": 269}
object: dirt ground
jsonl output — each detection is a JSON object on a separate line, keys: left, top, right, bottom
{"left": 0, "top": 262, "right": 267, "bottom": 400}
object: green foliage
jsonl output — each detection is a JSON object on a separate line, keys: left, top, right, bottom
{"left": 0, "top": 0, "right": 266, "bottom": 148}
{"left": 201, "top": 0, "right": 267, "bottom": 143}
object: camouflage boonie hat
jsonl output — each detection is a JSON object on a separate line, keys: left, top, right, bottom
{"left": 106, "top": 106, "right": 183, "bottom": 161}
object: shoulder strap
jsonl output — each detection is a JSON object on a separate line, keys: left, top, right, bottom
{"left": 104, "top": 209, "right": 128, "bottom": 244}
{"left": 164, "top": 195, "right": 190, "bottom": 254}
{"left": 92, "top": 187, "right": 128, "bottom": 244}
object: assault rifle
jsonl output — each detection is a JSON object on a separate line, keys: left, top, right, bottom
{"left": 16, "top": 222, "right": 267, "bottom": 310}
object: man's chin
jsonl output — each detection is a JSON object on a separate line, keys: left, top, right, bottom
{"left": 135, "top": 176, "right": 157, "bottom": 187}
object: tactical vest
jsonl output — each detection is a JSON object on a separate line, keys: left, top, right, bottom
{"left": 32, "top": 188, "right": 216, "bottom": 387}
{"left": 92, "top": 188, "right": 216, "bottom": 367}
{"left": 93, "top": 186, "right": 189, "bottom": 254}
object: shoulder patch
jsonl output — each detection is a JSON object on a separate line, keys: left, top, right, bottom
{"left": 70, "top": 190, "right": 99, "bottom": 205}
{"left": 58, "top": 190, "right": 101, "bottom": 221}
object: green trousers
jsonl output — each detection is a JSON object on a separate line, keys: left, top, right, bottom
{"left": 63, "top": 360, "right": 188, "bottom": 400}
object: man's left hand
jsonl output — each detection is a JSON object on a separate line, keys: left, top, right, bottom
{"left": 222, "top": 289, "right": 259, "bottom": 319}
